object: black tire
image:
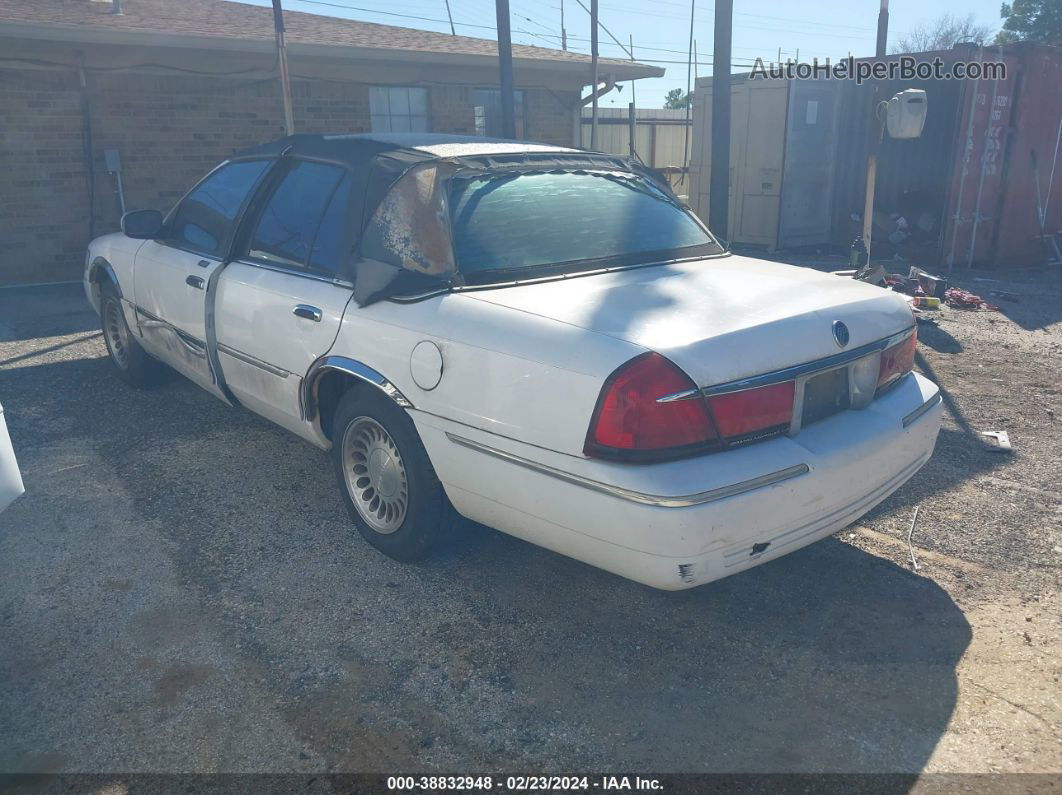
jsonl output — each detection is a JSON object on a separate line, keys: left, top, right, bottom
{"left": 332, "top": 387, "right": 452, "bottom": 562}
{"left": 100, "top": 285, "right": 167, "bottom": 388}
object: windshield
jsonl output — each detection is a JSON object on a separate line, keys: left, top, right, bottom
{"left": 449, "top": 171, "right": 721, "bottom": 282}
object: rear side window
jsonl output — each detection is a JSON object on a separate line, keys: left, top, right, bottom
{"left": 248, "top": 162, "right": 346, "bottom": 269}
{"left": 168, "top": 160, "right": 270, "bottom": 258}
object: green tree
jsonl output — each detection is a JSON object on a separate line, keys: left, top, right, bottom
{"left": 663, "top": 88, "right": 693, "bottom": 110}
{"left": 997, "top": 0, "right": 1062, "bottom": 43}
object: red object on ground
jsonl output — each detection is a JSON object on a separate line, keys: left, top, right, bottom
{"left": 944, "top": 287, "right": 999, "bottom": 311}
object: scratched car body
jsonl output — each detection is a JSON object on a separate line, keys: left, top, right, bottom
{"left": 84, "top": 133, "right": 942, "bottom": 590}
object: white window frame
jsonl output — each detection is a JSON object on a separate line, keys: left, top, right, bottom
{"left": 370, "top": 86, "right": 430, "bottom": 133}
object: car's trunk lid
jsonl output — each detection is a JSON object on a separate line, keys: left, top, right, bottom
{"left": 459, "top": 254, "right": 914, "bottom": 388}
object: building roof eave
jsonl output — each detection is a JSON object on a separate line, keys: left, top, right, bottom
{"left": 0, "top": 20, "right": 665, "bottom": 82}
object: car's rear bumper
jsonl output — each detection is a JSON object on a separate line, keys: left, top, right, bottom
{"left": 414, "top": 372, "right": 942, "bottom": 590}
{"left": 0, "top": 403, "right": 25, "bottom": 514}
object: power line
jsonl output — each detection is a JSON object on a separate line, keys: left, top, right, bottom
{"left": 570, "top": 0, "right": 632, "bottom": 59}
{"left": 271, "top": 0, "right": 850, "bottom": 68}
{"left": 526, "top": 29, "right": 761, "bottom": 60}
{"left": 606, "top": 0, "right": 875, "bottom": 32}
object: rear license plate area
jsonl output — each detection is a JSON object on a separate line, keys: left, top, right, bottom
{"left": 801, "top": 367, "right": 850, "bottom": 427}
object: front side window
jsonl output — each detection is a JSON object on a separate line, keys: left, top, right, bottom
{"left": 247, "top": 161, "right": 346, "bottom": 269}
{"left": 449, "top": 171, "right": 720, "bottom": 282}
{"left": 370, "top": 86, "right": 430, "bottom": 133}
{"left": 473, "top": 89, "right": 525, "bottom": 138}
{"left": 168, "top": 160, "right": 270, "bottom": 257}
{"left": 308, "top": 174, "right": 353, "bottom": 274}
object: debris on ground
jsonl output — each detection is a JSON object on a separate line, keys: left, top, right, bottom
{"left": 907, "top": 506, "right": 922, "bottom": 572}
{"left": 945, "top": 287, "right": 1000, "bottom": 311}
{"left": 855, "top": 263, "right": 886, "bottom": 286}
{"left": 908, "top": 266, "right": 948, "bottom": 298}
{"left": 980, "top": 430, "right": 1013, "bottom": 452}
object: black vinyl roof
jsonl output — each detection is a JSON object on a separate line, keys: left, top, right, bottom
{"left": 230, "top": 132, "right": 574, "bottom": 169}
{"left": 222, "top": 133, "right": 665, "bottom": 304}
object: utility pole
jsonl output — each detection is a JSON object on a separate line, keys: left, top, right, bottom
{"left": 271, "top": 0, "right": 295, "bottom": 136}
{"left": 629, "top": 34, "right": 636, "bottom": 107}
{"left": 862, "top": 0, "right": 889, "bottom": 261}
{"left": 876, "top": 0, "right": 889, "bottom": 57}
{"left": 590, "top": 0, "right": 599, "bottom": 149}
{"left": 628, "top": 35, "right": 637, "bottom": 158}
{"left": 680, "top": 0, "right": 695, "bottom": 185}
{"left": 561, "top": 0, "right": 567, "bottom": 51}
{"left": 709, "top": 0, "right": 732, "bottom": 238}
{"left": 444, "top": 0, "right": 456, "bottom": 35}
{"left": 495, "top": 0, "right": 516, "bottom": 138}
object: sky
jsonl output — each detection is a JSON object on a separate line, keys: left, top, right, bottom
{"left": 238, "top": 0, "right": 1005, "bottom": 108}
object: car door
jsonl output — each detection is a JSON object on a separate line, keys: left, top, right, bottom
{"left": 133, "top": 159, "right": 272, "bottom": 398}
{"left": 214, "top": 159, "right": 356, "bottom": 440}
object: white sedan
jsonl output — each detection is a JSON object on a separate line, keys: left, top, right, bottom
{"left": 84, "top": 133, "right": 942, "bottom": 590}
{"left": 0, "top": 400, "right": 24, "bottom": 514}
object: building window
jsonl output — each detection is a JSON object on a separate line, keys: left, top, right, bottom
{"left": 473, "top": 89, "right": 525, "bottom": 138}
{"left": 370, "top": 86, "right": 430, "bottom": 133}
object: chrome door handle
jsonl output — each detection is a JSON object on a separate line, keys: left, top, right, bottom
{"left": 293, "top": 304, "right": 322, "bottom": 322}
{"left": 185, "top": 275, "right": 205, "bottom": 289}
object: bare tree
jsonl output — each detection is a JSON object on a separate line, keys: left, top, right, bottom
{"left": 892, "top": 12, "right": 994, "bottom": 53}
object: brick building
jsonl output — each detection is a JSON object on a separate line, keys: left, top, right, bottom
{"left": 0, "top": 0, "right": 660, "bottom": 284}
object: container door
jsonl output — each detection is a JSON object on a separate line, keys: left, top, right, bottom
{"left": 942, "top": 54, "right": 1019, "bottom": 268}
{"left": 777, "top": 79, "right": 842, "bottom": 248}
{"left": 734, "top": 81, "right": 785, "bottom": 246}
{"left": 688, "top": 78, "right": 787, "bottom": 245}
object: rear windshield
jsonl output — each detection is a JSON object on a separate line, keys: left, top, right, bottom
{"left": 449, "top": 171, "right": 721, "bottom": 282}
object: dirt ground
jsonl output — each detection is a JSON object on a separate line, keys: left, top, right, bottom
{"left": 0, "top": 262, "right": 1059, "bottom": 781}
{"left": 812, "top": 260, "right": 1062, "bottom": 775}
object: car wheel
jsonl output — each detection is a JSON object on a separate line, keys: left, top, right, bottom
{"left": 332, "top": 388, "right": 452, "bottom": 562}
{"left": 100, "top": 286, "right": 166, "bottom": 387}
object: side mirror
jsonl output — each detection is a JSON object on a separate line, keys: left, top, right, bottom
{"left": 121, "top": 209, "right": 164, "bottom": 240}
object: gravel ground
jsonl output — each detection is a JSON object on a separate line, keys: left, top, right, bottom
{"left": 0, "top": 273, "right": 1059, "bottom": 779}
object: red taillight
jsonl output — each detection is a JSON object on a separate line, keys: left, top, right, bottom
{"left": 878, "top": 331, "right": 917, "bottom": 390}
{"left": 707, "top": 381, "right": 795, "bottom": 439}
{"left": 585, "top": 353, "right": 719, "bottom": 461}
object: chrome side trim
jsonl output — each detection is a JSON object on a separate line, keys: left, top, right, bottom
{"left": 657, "top": 326, "right": 916, "bottom": 402}
{"left": 445, "top": 432, "right": 810, "bottom": 508}
{"left": 174, "top": 329, "right": 208, "bottom": 359}
{"left": 217, "top": 342, "right": 291, "bottom": 378}
{"left": 134, "top": 305, "right": 165, "bottom": 325}
{"left": 135, "top": 306, "right": 207, "bottom": 358}
{"left": 301, "top": 355, "right": 414, "bottom": 420}
{"left": 902, "top": 392, "right": 942, "bottom": 428}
